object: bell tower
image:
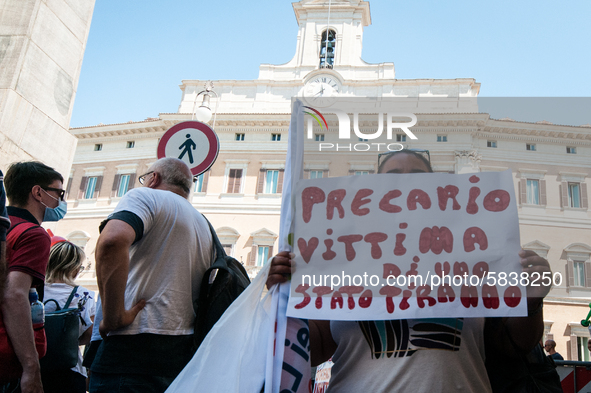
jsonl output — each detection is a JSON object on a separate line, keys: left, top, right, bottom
{"left": 257, "top": 0, "right": 394, "bottom": 81}
{"left": 292, "top": 0, "right": 371, "bottom": 68}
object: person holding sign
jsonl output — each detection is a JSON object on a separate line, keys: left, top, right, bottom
{"left": 268, "top": 149, "right": 552, "bottom": 392}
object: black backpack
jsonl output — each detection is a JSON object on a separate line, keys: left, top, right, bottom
{"left": 193, "top": 218, "right": 251, "bottom": 350}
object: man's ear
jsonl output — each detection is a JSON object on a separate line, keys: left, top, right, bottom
{"left": 148, "top": 172, "right": 162, "bottom": 188}
{"left": 30, "top": 185, "right": 43, "bottom": 203}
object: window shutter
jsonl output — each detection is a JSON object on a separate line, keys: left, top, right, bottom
{"left": 567, "top": 260, "right": 574, "bottom": 287}
{"left": 111, "top": 174, "right": 121, "bottom": 197}
{"left": 349, "top": 170, "right": 355, "bottom": 175}
{"left": 304, "top": 169, "right": 310, "bottom": 179}
{"left": 257, "top": 169, "right": 265, "bottom": 194}
{"left": 127, "top": 173, "right": 136, "bottom": 190}
{"left": 65, "top": 177, "right": 73, "bottom": 199}
{"left": 581, "top": 182, "right": 588, "bottom": 209}
{"left": 78, "top": 176, "right": 88, "bottom": 199}
{"left": 227, "top": 170, "right": 235, "bottom": 193}
{"left": 201, "top": 171, "right": 209, "bottom": 193}
{"left": 268, "top": 246, "right": 274, "bottom": 262}
{"left": 539, "top": 180, "right": 547, "bottom": 205}
{"left": 561, "top": 181, "right": 568, "bottom": 207}
{"left": 585, "top": 262, "right": 591, "bottom": 287}
{"left": 519, "top": 179, "right": 526, "bottom": 205}
{"left": 94, "top": 176, "right": 103, "bottom": 198}
{"left": 249, "top": 246, "right": 257, "bottom": 266}
{"left": 233, "top": 169, "right": 242, "bottom": 193}
{"left": 276, "top": 170, "right": 284, "bottom": 194}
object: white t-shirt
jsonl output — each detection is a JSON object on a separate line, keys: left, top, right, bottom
{"left": 44, "top": 283, "right": 96, "bottom": 377}
{"left": 327, "top": 318, "right": 491, "bottom": 392}
{"left": 107, "top": 187, "right": 213, "bottom": 336}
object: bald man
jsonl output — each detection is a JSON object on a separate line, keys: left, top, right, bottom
{"left": 90, "top": 158, "right": 214, "bottom": 393}
{"left": 544, "top": 340, "right": 563, "bottom": 361}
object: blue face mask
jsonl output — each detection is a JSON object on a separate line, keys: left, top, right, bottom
{"left": 43, "top": 200, "right": 68, "bottom": 222}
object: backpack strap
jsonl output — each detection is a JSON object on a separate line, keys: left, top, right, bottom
{"left": 64, "top": 286, "right": 79, "bottom": 309}
{"left": 44, "top": 286, "right": 79, "bottom": 311}
{"left": 43, "top": 298, "right": 62, "bottom": 311}
{"left": 202, "top": 216, "right": 226, "bottom": 261}
{"left": 7, "top": 221, "right": 40, "bottom": 249}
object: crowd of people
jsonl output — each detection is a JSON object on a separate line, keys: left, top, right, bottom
{"left": 0, "top": 158, "right": 213, "bottom": 393}
{"left": 0, "top": 151, "right": 560, "bottom": 392}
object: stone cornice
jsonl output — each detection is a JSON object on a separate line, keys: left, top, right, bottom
{"left": 70, "top": 113, "right": 591, "bottom": 143}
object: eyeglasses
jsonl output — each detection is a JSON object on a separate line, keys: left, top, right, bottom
{"left": 43, "top": 187, "right": 65, "bottom": 201}
{"left": 138, "top": 171, "right": 154, "bottom": 185}
{"left": 377, "top": 149, "right": 431, "bottom": 169}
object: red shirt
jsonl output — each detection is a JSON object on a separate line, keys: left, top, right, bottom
{"left": 6, "top": 207, "right": 50, "bottom": 287}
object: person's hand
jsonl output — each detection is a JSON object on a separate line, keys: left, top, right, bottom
{"left": 519, "top": 249, "right": 552, "bottom": 308}
{"left": 19, "top": 365, "right": 43, "bottom": 393}
{"left": 99, "top": 299, "right": 146, "bottom": 338}
{"left": 266, "top": 251, "right": 294, "bottom": 290}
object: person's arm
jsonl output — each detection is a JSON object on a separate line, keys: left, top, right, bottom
{"left": 486, "top": 250, "right": 551, "bottom": 356}
{"left": 95, "top": 220, "right": 145, "bottom": 337}
{"left": 0, "top": 240, "right": 6, "bottom": 305}
{"left": 310, "top": 320, "right": 337, "bottom": 366}
{"left": 79, "top": 315, "right": 95, "bottom": 346}
{"left": 1, "top": 271, "right": 43, "bottom": 393}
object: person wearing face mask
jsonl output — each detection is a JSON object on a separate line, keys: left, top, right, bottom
{"left": 0, "top": 161, "right": 64, "bottom": 393}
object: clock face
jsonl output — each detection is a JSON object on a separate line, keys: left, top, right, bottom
{"left": 303, "top": 75, "right": 341, "bottom": 107}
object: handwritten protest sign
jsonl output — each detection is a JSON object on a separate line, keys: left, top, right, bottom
{"left": 286, "top": 170, "right": 527, "bottom": 320}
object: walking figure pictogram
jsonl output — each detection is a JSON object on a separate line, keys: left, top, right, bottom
{"left": 178, "top": 134, "right": 197, "bottom": 164}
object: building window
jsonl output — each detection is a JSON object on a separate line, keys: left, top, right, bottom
{"left": 568, "top": 183, "right": 581, "bottom": 208}
{"left": 117, "top": 175, "right": 130, "bottom": 197}
{"left": 256, "top": 246, "right": 270, "bottom": 267}
{"left": 578, "top": 337, "right": 590, "bottom": 361}
{"left": 396, "top": 134, "right": 407, "bottom": 142}
{"left": 84, "top": 177, "right": 97, "bottom": 199}
{"left": 437, "top": 135, "right": 447, "bottom": 142}
{"left": 310, "top": 170, "right": 323, "bottom": 179}
{"left": 526, "top": 144, "right": 536, "bottom": 151}
{"left": 573, "top": 261, "right": 585, "bottom": 287}
{"left": 526, "top": 179, "right": 539, "bottom": 205}
{"left": 264, "top": 170, "right": 279, "bottom": 194}
{"left": 222, "top": 244, "right": 233, "bottom": 257}
{"left": 227, "top": 169, "right": 243, "bottom": 193}
{"left": 315, "top": 134, "right": 325, "bottom": 142}
{"left": 235, "top": 133, "right": 245, "bottom": 141}
{"left": 194, "top": 174, "right": 204, "bottom": 192}
{"left": 567, "top": 146, "right": 577, "bottom": 154}
{"left": 258, "top": 169, "right": 283, "bottom": 194}
{"left": 319, "top": 29, "right": 336, "bottom": 69}
{"left": 272, "top": 134, "right": 281, "bottom": 141}
{"left": 111, "top": 173, "right": 135, "bottom": 198}
{"left": 94, "top": 144, "right": 102, "bottom": 151}
{"left": 355, "top": 171, "right": 369, "bottom": 176}
{"left": 487, "top": 141, "right": 497, "bottom": 148}
{"left": 126, "top": 141, "right": 135, "bottom": 148}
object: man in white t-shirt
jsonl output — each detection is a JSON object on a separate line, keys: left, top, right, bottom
{"left": 89, "top": 158, "right": 213, "bottom": 393}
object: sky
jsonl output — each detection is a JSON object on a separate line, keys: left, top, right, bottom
{"left": 70, "top": 0, "right": 591, "bottom": 128}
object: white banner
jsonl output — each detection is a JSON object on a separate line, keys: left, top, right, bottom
{"left": 287, "top": 170, "right": 527, "bottom": 320}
